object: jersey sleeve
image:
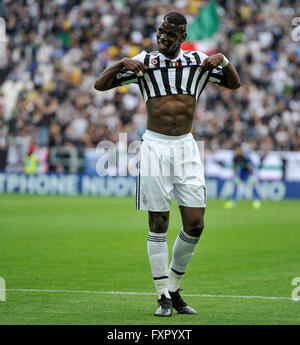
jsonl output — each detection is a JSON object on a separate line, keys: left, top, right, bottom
{"left": 196, "top": 51, "right": 225, "bottom": 85}
{"left": 111, "top": 51, "right": 146, "bottom": 88}
{"left": 209, "top": 66, "right": 224, "bottom": 85}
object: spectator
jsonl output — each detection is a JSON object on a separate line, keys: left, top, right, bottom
{"left": 0, "top": 0, "right": 299, "bottom": 174}
{"left": 23, "top": 142, "right": 37, "bottom": 174}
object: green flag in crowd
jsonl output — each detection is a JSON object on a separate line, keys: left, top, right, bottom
{"left": 186, "top": 1, "right": 220, "bottom": 42}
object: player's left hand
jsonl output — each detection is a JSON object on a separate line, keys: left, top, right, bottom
{"left": 201, "top": 53, "right": 223, "bottom": 71}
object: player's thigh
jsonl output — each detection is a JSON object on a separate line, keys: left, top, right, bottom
{"left": 138, "top": 139, "right": 173, "bottom": 212}
{"left": 179, "top": 206, "right": 205, "bottom": 237}
{"left": 148, "top": 211, "right": 170, "bottom": 233}
{"left": 138, "top": 174, "right": 173, "bottom": 212}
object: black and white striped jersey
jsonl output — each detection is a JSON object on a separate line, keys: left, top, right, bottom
{"left": 112, "top": 49, "right": 224, "bottom": 103}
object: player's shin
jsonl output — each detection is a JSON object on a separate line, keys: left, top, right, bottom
{"left": 147, "top": 232, "right": 170, "bottom": 299}
{"left": 168, "top": 229, "right": 200, "bottom": 292}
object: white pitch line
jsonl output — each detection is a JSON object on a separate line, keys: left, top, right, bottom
{"left": 4, "top": 288, "right": 293, "bottom": 301}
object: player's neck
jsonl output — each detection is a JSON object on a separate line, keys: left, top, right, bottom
{"left": 161, "top": 48, "right": 181, "bottom": 60}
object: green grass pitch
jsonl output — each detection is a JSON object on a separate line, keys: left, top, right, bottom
{"left": 0, "top": 194, "right": 299, "bottom": 325}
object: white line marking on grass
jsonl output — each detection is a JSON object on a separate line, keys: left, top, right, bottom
{"left": 5, "top": 288, "right": 293, "bottom": 301}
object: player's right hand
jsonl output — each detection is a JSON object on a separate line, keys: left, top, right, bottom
{"left": 121, "top": 57, "right": 148, "bottom": 75}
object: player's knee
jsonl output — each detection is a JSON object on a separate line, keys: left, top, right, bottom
{"left": 149, "top": 213, "right": 168, "bottom": 233}
{"left": 184, "top": 218, "right": 204, "bottom": 237}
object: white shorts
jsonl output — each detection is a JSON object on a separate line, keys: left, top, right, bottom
{"left": 136, "top": 130, "right": 206, "bottom": 212}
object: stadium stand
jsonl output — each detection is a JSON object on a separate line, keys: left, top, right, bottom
{"left": 0, "top": 0, "right": 299, "bottom": 173}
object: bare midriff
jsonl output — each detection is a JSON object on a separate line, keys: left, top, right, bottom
{"left": 146, "top": 94, "right": 196, "bottom": 136}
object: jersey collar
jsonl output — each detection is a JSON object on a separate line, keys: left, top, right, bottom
{"left": 159, "top": 49, "right": 184, "bottom": 61}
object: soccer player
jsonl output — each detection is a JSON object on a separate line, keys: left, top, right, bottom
{"left": 95, "top": 12, "right": 240, "bottom": 317}
{"left": 223, "top": 145, "right": 261, "bottom": 209}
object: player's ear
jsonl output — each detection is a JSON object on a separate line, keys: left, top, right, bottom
{"left": 181, "top": 32, "right": 187, "bottom": 42}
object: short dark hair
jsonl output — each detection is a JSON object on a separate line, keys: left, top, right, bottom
{"left": 163, "top": 12, "right": 187, "bottom": 33}
{"left": 163, "top": 12, "right": 187, "bottom": 25}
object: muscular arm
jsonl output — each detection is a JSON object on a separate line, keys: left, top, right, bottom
{"left": 202, "top": 53, "right": 241, "bottom": 90}
{"left": 94, "top": 58, "right": 148, "bottom": 91}
{"left": 94, "top": 60, "right": 124, "bottom": 91}
{"left": 219, "top": 62, "right": 241, "bottom": 90}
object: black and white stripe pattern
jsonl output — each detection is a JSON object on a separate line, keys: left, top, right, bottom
{"left": 179, "top": 230, "right": 199, "bottom": 245}
{"left": 113, "top": 50, "right": 224, "bottom": 103}
{"left": 148, "top": 233, "right": 167, "bottom": 242}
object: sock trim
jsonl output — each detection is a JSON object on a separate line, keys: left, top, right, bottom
{"left": 170, "top": 267, "right": 185, "bottom": 276}
{"left": 148, "top": 236, "right": 166, "bottom": 242}
{"left": 153, "top": 276, "right": 168, "bottom": 280}
{"left": 179, "top": 230, "right": 199, "bottom": 244}
{"left": 148, "top": 232, "right": 167, "bottom": 242}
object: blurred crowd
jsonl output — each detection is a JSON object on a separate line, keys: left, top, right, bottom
{"left": 0, "top": 0, "right": 300, "bottom": 168}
